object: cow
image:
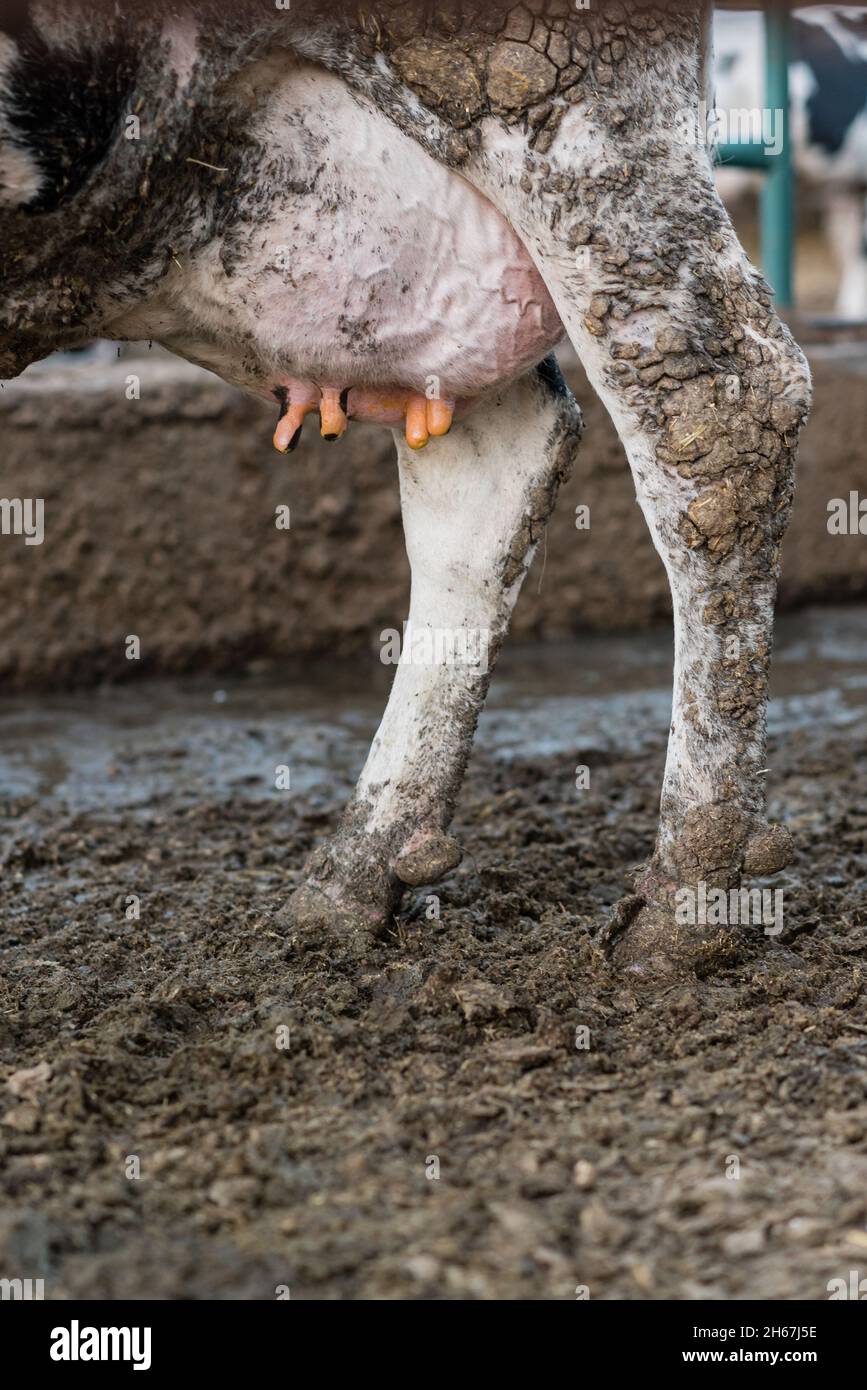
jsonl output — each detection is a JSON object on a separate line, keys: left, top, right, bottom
{"left": 714, "top": 5, "right": 867, "bottom": 320}
{"left": 0, "top": 0, "right": 812, "bottom": 976}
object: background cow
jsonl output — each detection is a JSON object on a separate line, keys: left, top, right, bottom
{"left": 715, "top": 5, "right": 867, "bottom": 318}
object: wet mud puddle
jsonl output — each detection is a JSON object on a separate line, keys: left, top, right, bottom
{"left": 0, "top": 604, "right": 865, "bottom": 815}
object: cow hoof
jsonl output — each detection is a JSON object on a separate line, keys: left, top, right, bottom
{"left": 277, "top": 881, "right": 391, "bottom": 953}
{"left": 742, "top": 822, "right": 793, "bottom": 875}
{"left": 393, "top": 831, "right": 463, "bottom": 886}
{"left": 598, "top": 894, "right": 742, "bottom": 982}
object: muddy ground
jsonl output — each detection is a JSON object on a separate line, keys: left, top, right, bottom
{"left": 1, "top": 612, "right": 866, "bottom": 1301}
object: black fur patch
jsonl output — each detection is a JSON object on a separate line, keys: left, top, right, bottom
{"left": 535, "top": 352, "right": 568, "bottom": 399}
{"left": 794, "top": 17, "right": 867, "bottom": 157}
{"left": 3, "top": 20, "right": 140, "bottom": 211}
{"left": 0, "top": 0, "right": 31, "bottom": 42}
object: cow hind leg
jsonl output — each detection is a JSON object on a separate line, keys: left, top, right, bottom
{"left": 279, "top": 360, "right": 582, "bottom": 950}
{"left": 826, "top": 187, "right": 867, "bottom": 322}
{"left": 460, "top": 39, "right": 811, "bottom": 975}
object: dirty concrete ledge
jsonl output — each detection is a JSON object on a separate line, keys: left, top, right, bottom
{"left": 0, "top": 343, "right": 865, "bottom": 691}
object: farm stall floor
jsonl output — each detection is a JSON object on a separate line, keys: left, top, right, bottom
{"left": 1, "top": 606, "right": 866, "bottom": 1300}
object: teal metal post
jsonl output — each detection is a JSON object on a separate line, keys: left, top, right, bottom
{"left": 715, "top": 1, "right": 795, "bottom": 307}
{"left": 761, "top": 0, "right": 794, "bottom": 306}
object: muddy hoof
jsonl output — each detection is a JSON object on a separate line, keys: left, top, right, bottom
{"left": 598, "top": 894, "right": 741, "bottom": 981}
{"left": 393, "top": 831, "right": 463, "bottom": 887}
{"left": 277, "top": 881, "right": 391, "bottom": 952}
{"left": 742, "top": 823, "right": 793, "bottom": 875}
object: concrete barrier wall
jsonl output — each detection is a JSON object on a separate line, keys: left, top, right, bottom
{"left": 0, "top": 344, "right": 864, "bottom": 690}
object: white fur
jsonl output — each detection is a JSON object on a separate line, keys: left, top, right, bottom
{"left": 0, "top": 35, "right": 43, "bottom": 207}
{"left": 0, "top": 141, "right": 43, "bottom": 206}
{"left": 356, "top": 376, "right": 568, "bottom": 835}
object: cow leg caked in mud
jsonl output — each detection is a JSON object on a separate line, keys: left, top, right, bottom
{"left": 473, "top": 12, "right": 812, "bottom": 974}
{"left": 283, "top": 362, "right": 581, "bottom": 948}
{"left": 302, "top": 1, "right": 812, "bottom": 971}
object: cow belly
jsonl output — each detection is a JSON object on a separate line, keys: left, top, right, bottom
{"left": 131, "top": 60, "right": 564, "bottom": 405}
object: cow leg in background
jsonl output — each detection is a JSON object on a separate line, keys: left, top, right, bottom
{"left": 455, "top": 22, "right": 812, "bottom": 974}
{"left": 280, "top": 361, "right": 582, "bottom": 947}
{"left": 826, "top": 188, "right": 867, "bottom": 322}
